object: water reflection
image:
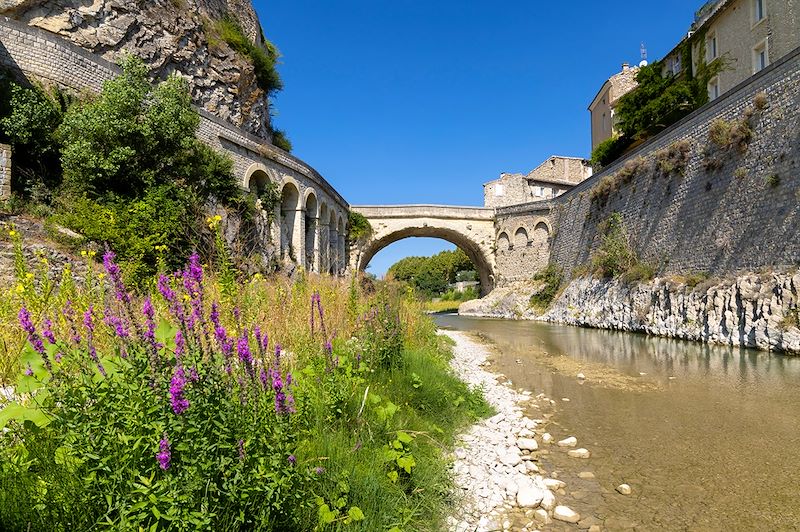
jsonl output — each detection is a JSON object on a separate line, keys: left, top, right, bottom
{"left": 433, "top": 314, "right": 800, "bottom": 530}
{"left": 434, "top": 314, "right": 800, "bottom": 391}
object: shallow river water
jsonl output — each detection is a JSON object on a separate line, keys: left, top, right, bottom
{"left": 433, "top": 313, "right": 800, "bottom": 531}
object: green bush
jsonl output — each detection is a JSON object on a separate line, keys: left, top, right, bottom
{"left": 214, "top": 16, "right": 283, "bottom": 95}
{"left": 270, "top": 128, "right": 292, "bottom": 152}
{"left": 529, "top": 264, "right": 563, "bottom": 312}
{"left": 591, "top": 213, "right": 646, "bottom": 280}
{"left": 590, "top": 134, "right": 631, "bottom": 169}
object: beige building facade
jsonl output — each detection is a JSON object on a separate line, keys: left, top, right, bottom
{"left": 690, "top": 0, "right": 799, "bottom": 101}
{"left": 588, "top": 65, "right": 639, "bottom": 151}
{"left": 483, "top": 156, "right": 591, "bottom": 208}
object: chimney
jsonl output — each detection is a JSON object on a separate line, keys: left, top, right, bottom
{"left": 622, "top": 62, "right": 630, "bottom": 71}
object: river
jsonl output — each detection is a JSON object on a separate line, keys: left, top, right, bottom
{"left": 433, "top": 313, "right": 800, "bottom": 531}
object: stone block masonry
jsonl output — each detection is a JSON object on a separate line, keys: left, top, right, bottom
{"left": 496, "top": 44, "right": 800, "bottom": 281}
{"left": 0, "top": 16, "right": 349, "bottom": 274}
{"left": 0, "top": 144, "right": 10, "bottom": 200}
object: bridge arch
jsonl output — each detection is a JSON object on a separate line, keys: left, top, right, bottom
{"left": 350, "top": 205, "right": 497, "bottom": 295}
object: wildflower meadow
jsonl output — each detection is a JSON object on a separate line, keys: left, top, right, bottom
{"left": 0, "top": 225, "right": 490, "bottom": 531}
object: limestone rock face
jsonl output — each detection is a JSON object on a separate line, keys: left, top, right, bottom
{"left": 1, "top": 0, "right": 272, "bottom": 139}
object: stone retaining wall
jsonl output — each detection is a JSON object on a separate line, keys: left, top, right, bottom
{"left": 496, "top": 45, "right": 800, "bottom": 281}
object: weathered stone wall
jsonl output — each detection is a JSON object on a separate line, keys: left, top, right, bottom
{"left": 0, "top": 144, "right": 10, "bottom": 200}
{"left": 497, "top": 44, "right": 800, "bottom": 282}
{"left": 494, "top": 203, "right": 552, "bottom": 284}
{"left": 0, "top": 0, "right": 273, "bottom": 138}
{"left": 0, "top": 16, "right": 349, "bottom": 273}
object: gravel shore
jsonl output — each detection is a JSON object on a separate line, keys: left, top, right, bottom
{"left": 442, "top": 330, "right": 591, "bottom": 532}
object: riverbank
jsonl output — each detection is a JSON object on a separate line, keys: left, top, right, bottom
{"left": 442, "top": 330, "right": 594, "bottom": 531}
{"left": 459, "top": 272, "right": 800, "bottom": 354}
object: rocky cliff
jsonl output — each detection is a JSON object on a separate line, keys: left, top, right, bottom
{"left": 0, "top": 0, "right": 274, "bottom": 139}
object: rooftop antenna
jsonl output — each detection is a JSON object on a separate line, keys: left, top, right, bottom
{"left": 640, "top": 42, "right": 649, "bottom": 67}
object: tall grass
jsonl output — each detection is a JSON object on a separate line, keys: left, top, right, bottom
{"left": 0, "top": 227, "right": 488, "bottom": 531}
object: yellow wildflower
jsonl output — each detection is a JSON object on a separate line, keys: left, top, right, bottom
{"left": 25, "top": 273, "right": 34, "bottom": 280}
{"left": 98, "top": 273, "right": 106, "bottom": 280}
{"left": 80, "top": 250, "right": 87, "bottom": 257}
{"left": 15, "top": 284, "right": 24, "bottom": 294}
{"left": 8, "top": 230, "right": 17, "bottom": 237}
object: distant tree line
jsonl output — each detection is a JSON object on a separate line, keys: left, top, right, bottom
{"left": 387, "top": 248, "right": 476, "bottom": 298}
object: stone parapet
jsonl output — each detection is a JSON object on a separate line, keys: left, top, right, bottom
{"left": 0, "top": 143, "right": 10, "bottom": 200}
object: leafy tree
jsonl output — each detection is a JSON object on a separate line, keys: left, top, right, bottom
{"left": 58, "top": 55, "right": 238, "bottom": 203}
{"left": 387, "top": 248, "right": 475, "bottom": 297}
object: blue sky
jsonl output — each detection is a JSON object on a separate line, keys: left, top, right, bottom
{"left": 254, "top": 0, "right": 702, "bottom": 276}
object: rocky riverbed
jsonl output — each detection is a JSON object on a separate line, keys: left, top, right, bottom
{"left": 442, "top": 330, "right": 600, "bottom": 531}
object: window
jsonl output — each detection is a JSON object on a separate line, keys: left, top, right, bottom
{"left": 494, "top": 184, "right": 505, "bottom": 197}
{"left": 708, "top": 77, "right": 720, "bottom": 100}
{"left": 754, "top": 0, "right": 766, "bottom": 23}
{"left": 753, "top": 40, "right": 769, "bottom": 73}
{"left": 673, "top": 55, "right": 682, "bottom": 74}
{"left": 533, "top": 186, "right": 543, "bottom": 198}
{"left": 707, "top": 32, "right": 718, "bottom": 60}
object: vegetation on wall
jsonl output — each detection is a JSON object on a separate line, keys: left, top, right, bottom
{"left": 0, "top": 57, "right": 252, "bottom": 284}
{"left": 654, "top": 139, "right": 692, "bottom": 176}
{"left": 591, "top": 49, "right": 730, "bottom": 169}
{"left": 589, "top": 212, "right": 654, "bottom": 283}
{"left": 529, "top": 264, "right": 563, "bottom": 312}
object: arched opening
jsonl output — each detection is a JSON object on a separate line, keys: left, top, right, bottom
{"left": 247, "top": 169, "right": 271, "bottom": 194}
{"left": 358, "top": 228, "right": 494, "bottom": 296}
{"left": 280, "top": 182, "right": 301, "bottom": 261}
{"left": 319, "top": 202, "right": 329, "bottom": 273}
{"left": 532, "top": 222, "right": 551, "bottom": 270}
{"left": 304, "top": 192, "right": 319, "bottom": 271}
{"left": 328, "top": 210, "right": 338, "bottom": 274}
{"left": 514, "top": 227, "right": 529, "bottom": 249}
{"left": 497, "top": 232, "right": 510, "bottom": 252}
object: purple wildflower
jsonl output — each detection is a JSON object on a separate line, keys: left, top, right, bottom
{"left": 156, "top": 434, "right": 171, "bottom": 470}
{"left": 175, "top": 330, "right": 186, "bottom": 359}
{"left": 42, "top": 318, "right": 56, "bottom": 345}
{"left": 238, "top": 439, "right": 245, "bottom": 461}
{"left": 211, "top": 302, "right": 234, "bottom": 366}
{"left": 24, "top": 363, "right": 33, "bottom": 376}
{"left": 103, "top": 311, "right": 129, "bottom": 339}
{"left": 63, "top": 301, "right": 81, "bottom": 345}
{"left": 103, "top": 250, "right": 131, "bottom": 305}
{"left": 169, "top": 365, "right": 190, "bottom": 415}
{"left": 314, "top": 466, "right": 325, "bottom": 476}
{"left": 189, "top": 366, "right": 199, "bottom": 382}
{"left": 18, "top": 307, "right": 50, "bottom": 370}
{"left": 83, "top": 306, "right": 95, "bottom": 333}
{"left": 157, "top": 274, "right": 176, "bottom": 304}
{"left": 142, "top": 297, "right": 161, "bottom": 352}
{"left": 272, "top": 368, "right": 295, "bottom": 415}
{"left": 83, "top": 306, "right": 106, "bottom": 376}
{"left": 259, "top": 367, "right": 268, "bottom": 389}
{"left": 237, "top": 331, "right": 254, "bottom": 378}
{"left": 187, "top": 253, "right": 203, "bottom": 286}
{"left": 288, "top": 454, "right": 296, "bottom": 466}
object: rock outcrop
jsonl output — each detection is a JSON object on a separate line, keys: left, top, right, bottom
{"left": 460, "top": 273, "right": 800, "bottom": 354}
{"left": 0, "top": 0, "right": 273, "bottom": 139}
{"left": 543, "top": 274, "right": 800, "bottom": 353}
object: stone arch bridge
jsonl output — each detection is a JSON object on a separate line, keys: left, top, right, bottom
{"left": 349, "top": 205, "right": 497, "bottom": 293}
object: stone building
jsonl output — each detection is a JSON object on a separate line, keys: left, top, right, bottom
{"left": 483, "top": 156, "right": 591, "bottom": 208}
{"left": 588, "top": 64, "right": 639, "bottom": 151}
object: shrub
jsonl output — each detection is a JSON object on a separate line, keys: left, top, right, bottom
{"left": 270, "top": 127, "right": 292, "bottom": 152}
{"left": 589, "top": 213, "right": 654, "bottom": 283}
{"left": 753, "top": 91, "right": 768, "bottom": 111}
{"left": 529, "top": 264, "right": 563, "bottom": 312}
{"left": 590, "top": 134, "right": 631, "bottom": 169}
{"left": 683, "top": 271, "right": 710, "bottom": 288}
{"left": 765, "top": 174, "right": 781, "bottom": 188}
{"left": 655, "top": 139, "right": 692, "bottom": 176}
{"left": 213, "top": 16, "right": 283, "bottom": 95}
{"left": 707, "top": 117, "right": 753, "bottom": 154}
